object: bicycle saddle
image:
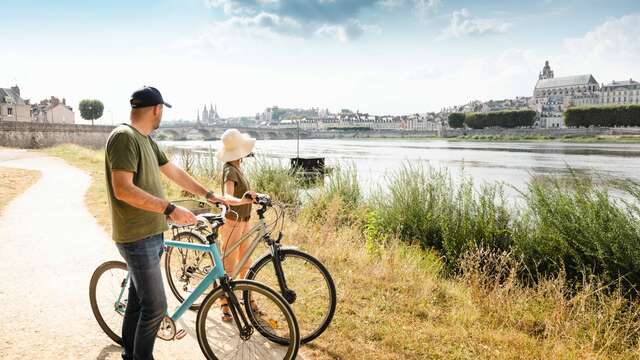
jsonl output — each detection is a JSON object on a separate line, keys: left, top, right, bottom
{"left": 198, "top": 212, "right": 224, "bottom": 227}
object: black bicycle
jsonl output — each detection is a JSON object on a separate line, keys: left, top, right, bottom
{"left": 164, "top": 195, "right": 336, "bottom": 344}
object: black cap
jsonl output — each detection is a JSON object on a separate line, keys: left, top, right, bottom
{"left": 130, "top": 86, "right": 172, "bottom": 109}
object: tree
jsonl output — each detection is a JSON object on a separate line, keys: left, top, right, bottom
{"left": 464, "top": 110, "right": 536, "bottom": 129}
{"left": 448, "top": 112, "right": 465, "bottom": 128}
{"left": 565, "top": 105, "right": 640, "bottom": 127}
{"left": 79, "top": 99, "right": 104, "bottom": 125}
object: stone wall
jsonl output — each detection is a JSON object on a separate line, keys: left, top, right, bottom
{"left": 309, "top": 129, "right": 439, "bottom": 139}
{"left": 0, "top": 121, "right": 115, "bottom": 149}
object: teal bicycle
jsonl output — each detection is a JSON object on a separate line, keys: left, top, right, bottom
{"left": 89, "top": 203, "right": 300, "bottom": 360}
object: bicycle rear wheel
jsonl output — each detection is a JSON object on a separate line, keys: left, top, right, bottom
{"left": 89, "top": 261, "right": 128, "bottom": 345}
{"left": 246, "top": 248, "right": 336, "bottom": 343}
{"left": 196, "top": 279, "right": 300, "bottom": 360}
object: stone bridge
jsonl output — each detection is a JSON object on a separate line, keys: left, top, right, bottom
{"left": 0, "top": 121, "right": 115, "bottom": 149}
{"left": 155, "top": 125, "right": 311, "bottom": 141}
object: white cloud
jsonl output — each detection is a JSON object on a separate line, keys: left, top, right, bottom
{"left": 441, "top": 8, "right": 512, "bottom": 38}
{"left": 315, "top": 20, "right": 367, "bottom": 42}
{"left": 414, "top": 0, "right": 441, "bottom": 19}
{"left": 546, "top": 14, "right": 640, "bottom": 84}
{"left": 564, "top": 14, "right": 640, "bottom": 63}
{"left": 379, "top": 0, "right": 440, "bottom": 19}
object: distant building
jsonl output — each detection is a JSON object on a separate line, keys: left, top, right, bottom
{"left": 31, "top": 96, "right": 75, "bottom": 124}
{"left": 0, "top": 85, "right": 31, "bottom": 122}
{"left": 200, "top": 103, "right": 220, "bottom": 124}
{"left": 600, "top": 79, "right": 640, "bottom": 105}
{"left": 533, "top": 60, "right": 600, "bottom": 128}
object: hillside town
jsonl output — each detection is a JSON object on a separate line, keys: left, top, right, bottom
{"left": 189, "top": 60, "right": 638, "bottom": 131}
{"left": 2, "top": 61, "right": 638, "bottom": 131}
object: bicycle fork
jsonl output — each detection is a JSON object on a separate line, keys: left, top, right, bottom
{"left": 221, "top": 277, "right": 254, "bottom": 340}
{"left": 270, "top": 243, "right": 296, "bottom": 304}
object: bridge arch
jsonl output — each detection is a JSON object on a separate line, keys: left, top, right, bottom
{"left": 158, "top": 129, "right": 181, "bottom": 140}
{"left": 247, "top": 130, "right": 263, "bottom": 140}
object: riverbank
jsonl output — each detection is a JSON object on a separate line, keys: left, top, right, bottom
{"left": 44, "top": 144, "right": 640, "bottom": 359}
{"left": 361, "top": 134, "right": 640, "bottom": 143}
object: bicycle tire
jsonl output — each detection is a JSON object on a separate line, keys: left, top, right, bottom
{"left": 89, "top": 260, "right": 128, "bottom": 345}
{"left": 246, "top": 248, "right": 336, "bottom": 343}
{"left": 165, "top": 230, "right": 213, "bottom": 310}
{"left": 196, "top": 279, "right": 300, "bottom": 360}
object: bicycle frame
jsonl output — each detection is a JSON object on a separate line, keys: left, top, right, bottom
{"left": 220, "top": 207, "right": 293, "bottom": 302}
{"left": 164, "top": 240, "right": 226, "bottom": 321}
{"left": 222, "top": 217, "right": 269, "bottom": 278}
{"left": 117, "top": 240, "right": 227, "bottom": 322}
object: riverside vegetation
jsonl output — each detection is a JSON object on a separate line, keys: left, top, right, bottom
{"left": 44, "top": 144, "right": 640, "bottom": 359}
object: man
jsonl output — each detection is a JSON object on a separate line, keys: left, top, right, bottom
{"left": 105, "top": 86, "right": 226, "bottom": 360}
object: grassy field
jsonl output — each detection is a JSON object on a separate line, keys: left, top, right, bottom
{"left": 45, "top": 144, "right": 640, "bottom": 359}
{"left": 0, "top": 167, "right": 41, "bottom": 213}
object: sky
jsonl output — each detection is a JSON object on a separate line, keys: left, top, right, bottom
{"left": 1, "top": 0, "right": 639, "bottom": 124}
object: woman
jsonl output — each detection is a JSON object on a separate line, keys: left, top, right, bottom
{"left": 216, "top": 128, "right": 258, "bottom": 321}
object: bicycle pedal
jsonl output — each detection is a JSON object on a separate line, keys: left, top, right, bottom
{"left": 175, "top": 329, "right": 187, "bottom": 340}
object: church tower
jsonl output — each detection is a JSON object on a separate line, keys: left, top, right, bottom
{"left": 539, "top": 60, "right": 554, "bottom": 80}
{"left": 202, "top": 105, "right": 209, "bottom": 123}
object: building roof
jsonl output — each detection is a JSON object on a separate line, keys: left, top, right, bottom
{"left": 603, "top": 79, "right": 640, "bottom": 88}
{"left": 535, "top": 74, "right": 598, "bottom": 89}
{"left": 0, "top": 88, "right": 26, "bottom": 105}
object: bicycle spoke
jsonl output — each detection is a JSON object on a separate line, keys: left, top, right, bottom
{"left": 198, "top": 282, "right": 298, "bottom": 359}
{"left": 250, "top": 250, "right": 335, "bottom": 342}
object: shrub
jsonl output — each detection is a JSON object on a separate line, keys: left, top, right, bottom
{"left": 464, "top": 110, "right": 536, "bottom": 129}
{"left": 565, "top": 105, "right": 640, "bottom": 127}
{"left": 301, "top": 164, "right": 363, "bottom": 226}
{"left": 369, "top": 165, "right": 513, "bottom": 270}
{"left": 515, "top": 174, "right": 640, "bottom": 288}
{"left": 448, "top": 112, "right": 465, "bottom": 128}
{"left": 245, "top": 157, "right": 301, "bottom": 206}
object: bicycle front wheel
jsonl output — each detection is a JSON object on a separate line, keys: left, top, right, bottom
{"left": 246, "top": 249, "right": 336, "bottom": 343}
{"left": 196, "top": 279, "right": 300, "bottom": 360}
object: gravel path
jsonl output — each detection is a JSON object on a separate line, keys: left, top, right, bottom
{"left": 0, "top": 150, "right": 301, "bottom": 360}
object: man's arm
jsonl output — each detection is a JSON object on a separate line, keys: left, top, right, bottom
{"left": 159, "top": 162, "right": 227, "bottom": 204}
{"left": 159, "top": 162, "right": 208, "bottom": 197}
{"left": 111, "top": 170, "right": 196, "bottom": 224}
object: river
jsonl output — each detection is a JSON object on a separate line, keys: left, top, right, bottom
{"left": 159, "top": 139, "right": 640, "bottom": 197}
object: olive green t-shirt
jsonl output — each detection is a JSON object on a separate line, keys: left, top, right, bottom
{"left": 222, "top": 163, "right": 252, "bottom": 219}
{"left": 105, "top": 124, "right": 169, "bottom": 243}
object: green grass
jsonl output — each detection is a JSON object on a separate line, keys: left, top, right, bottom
{"left": 44, "top": 144, "right": 640, "bottom": 359}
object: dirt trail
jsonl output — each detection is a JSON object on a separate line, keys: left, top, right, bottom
{"left": 0, "top": 150, "right": 300, "bottom": 360}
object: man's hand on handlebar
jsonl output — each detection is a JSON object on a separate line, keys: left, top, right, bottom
{"left": 168, "top": 205, "right": 198, "bottom": 225}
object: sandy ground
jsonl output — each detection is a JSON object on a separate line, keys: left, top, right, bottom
{"left": 0, "top": 149, "right": 301, "bottom": 360}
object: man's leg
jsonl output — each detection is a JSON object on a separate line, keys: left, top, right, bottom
{"left": 116, "top": 233, "right": 167, "bottom": 360}
{"left": 121, "top": 279, "right": 141, "bottom": 360}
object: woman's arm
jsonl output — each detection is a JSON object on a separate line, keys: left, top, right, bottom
{"left": 222, "top": 180, "right": 255, "bottom": 206}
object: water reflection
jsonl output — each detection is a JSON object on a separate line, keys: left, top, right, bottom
{"left": 160, "top": 139, "right": 640, "bottom": 198}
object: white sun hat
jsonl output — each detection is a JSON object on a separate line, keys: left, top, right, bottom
{"left": 216, "top": 128, "right": 257, "bottom": 163}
